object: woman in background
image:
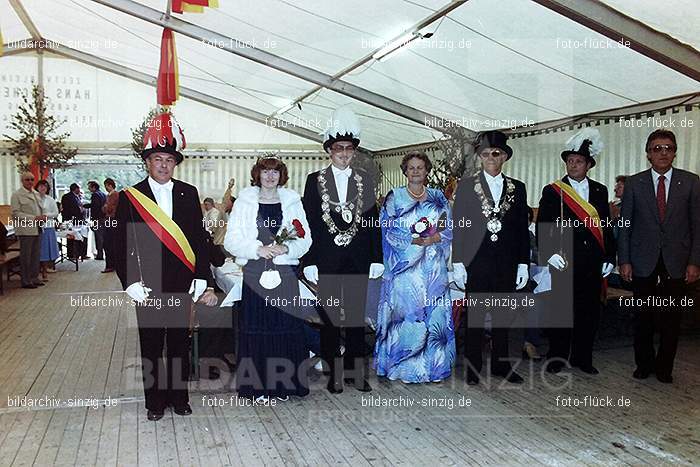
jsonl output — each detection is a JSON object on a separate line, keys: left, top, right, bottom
{"left": 374, "top": 151, "right": 455, "bottom": 383}
{"left": 36, "top": 180, "right": 59, "bottom": 280}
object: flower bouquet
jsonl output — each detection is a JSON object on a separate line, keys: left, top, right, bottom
{"left": 259, "top": 219, "right": 306, "bottom": 290}
{"left": 410, "top": 212, "right": 447, "bottom": 239}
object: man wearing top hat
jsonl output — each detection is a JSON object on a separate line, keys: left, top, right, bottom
{"left": 536, "top": 128, "right": 616, "bottom": 375}
{"left": 302, "top": 107, "right": 383, "bottom": 393}
{"left": 114, "top": 112, "right": 212, "bottom": 421}
{"left": 452, "top": 130, "right": 530, "bottom": 385}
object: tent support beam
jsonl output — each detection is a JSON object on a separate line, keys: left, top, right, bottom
{"left": 531, "top": 0, "right": 700, "bottom": 82}
{"left": 46, "top": 43, "right": 325, "bottom": 144}
{"left": 89, "top": 0, "right": 469, "bottom": 137}
{"left": 1, "top": 41, "right": 35, "bottom": 57}
{"left": 8, "top": 0, "right": 42, "bottom": 40}
{"left": 282, "top": 0, "right": 468, "bottom": 117}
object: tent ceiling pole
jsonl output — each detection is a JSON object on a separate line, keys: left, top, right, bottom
{"left": 46, "top": 43, "right": 325, "bottom": 144}
{"left": 1, "top": 41, "right": 35, "bottom": 56}
{"left": 531, "top": 0, "right": 700, "bottom": 82}
{"left": 283, "top": 0, "right": 467, "bottom": 116}
{"left": 89, "top": 0, "right": 470, "bottom": 137}
{"left": 8, "top": 0, "right": 42, "bottom": 40}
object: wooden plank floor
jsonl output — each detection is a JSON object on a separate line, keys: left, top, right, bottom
{"left": 0, "top": 260, "right": 698, "bottom": 466}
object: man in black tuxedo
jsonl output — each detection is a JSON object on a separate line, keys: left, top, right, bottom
{"left": 619, "top": 129, "right": 700, "bottom": 383}
{"left": 61, "top": 183, "right": 87, "bottom": 260}
{"left": 452, "top": 130, "right": 530, "bottom": 385}
{"left": 115, "top": 112, "right": 212, "bottom": 420}
{"left": 86, "top": 180, "right": 107, "bottom": 260}
{"left": 537, "top": 128, "right": 615, "bottom": 375}
{"left": 302, "top": 107, "right": 383, "bottom": 393}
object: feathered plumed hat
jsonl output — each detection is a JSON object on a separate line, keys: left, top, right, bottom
{"left": 322, "top": 107, "right": 361, "bottom": 153}
{"left": 142, "top": 112, "right": 187, "bottom": 164}
{"left": 561, "top": 128, "right": 603, "bottom": 168}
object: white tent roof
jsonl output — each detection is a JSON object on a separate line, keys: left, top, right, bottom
{"left": 2, "top": 0, "right": 699, "bottom": 151}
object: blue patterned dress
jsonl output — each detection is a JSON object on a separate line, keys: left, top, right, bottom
{"left": 374, "top": 187, "right": 456, "bottom": 382}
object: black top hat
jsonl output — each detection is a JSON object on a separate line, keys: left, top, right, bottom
{"left": 323, "top": 133, "right": 360, "bottom": 153}
{"left": 475, "top": 130, "right": 513, "bottom": 160}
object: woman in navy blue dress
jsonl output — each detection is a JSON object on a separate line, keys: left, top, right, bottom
{"left": 224, "top": 157, "right": 312, "bottom": 402}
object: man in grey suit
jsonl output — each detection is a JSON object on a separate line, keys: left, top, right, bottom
{"left": 619, "top": 129, "right": 700, "bottom": 383}
{"left": 11, "top": 172, "right": 47, "bottom": 289}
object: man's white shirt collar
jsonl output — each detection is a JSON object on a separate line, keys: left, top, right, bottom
{"left": 482, "top": 171, "right": 504, "bottom": 204}
{"left": 148, "top": 177, "right": 174, "bottom": 218}
{"left": 568, "top": 177, "right": 589, "bottom": 201}
{"left": 331, "top": 165, "right": 352, "bottom": 178}
{"left": 652, "top": 167, "right": 673, "bottom": 182}
{"left": 482, "top": 171, "right": 503, "bottom": 183}
{"left": 148, "top": 177, "right": 174, "bottom": 192}
{"left": 651, "top": 167, "right": 672, "bottom": 202}
{"left": 569, "top": 177, "right": 588, "bottom": 189}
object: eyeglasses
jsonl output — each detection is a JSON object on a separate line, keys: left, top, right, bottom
{"left": 23, "top": 177, "right": 35, "bottom": 181}
{"left": 330, "top": 145, "right": 355, "bottom": 155}
{"left": 650, "top": 144, "right": 676, "bottom": 153}
{"left": 479, "top": 149, "right": 507, "bottom": 159}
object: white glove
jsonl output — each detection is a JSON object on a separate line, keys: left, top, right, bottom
{"left": 126, "top": 282, "right": 151, "bottom": 302}
{"left": 601, "top": 262, "right": 614, "bottom": 278}
{"left": 547, "top": 254, "right": 566, "bottom": 271}
{"left": 369, "top": 263, "right": 385, "bottom": 279}
{"left": 515, "top": 263, "right": 529, "bottom": 290}
{"left": 303, "top": 265, "right": 319, "bottom": 284}
{"left": 452, "top": 262, "right": 467, "bottom": 287}
{"left": 189, "top": 279, "right": 207, "bottom": 302}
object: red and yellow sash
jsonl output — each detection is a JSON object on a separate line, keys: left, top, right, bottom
{"left": 551, "top": 180, "right": 605, "bottom": 251}
{"left": 125, "top": 187, "right": 196, "bottom": 272}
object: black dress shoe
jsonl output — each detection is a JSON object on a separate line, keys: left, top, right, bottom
{"left": 577, "top": 365, "right": 599, "bottom": 375}
{"left": 344, "top": 378, "right": 372, "bottom": 392}
{"left": 493, "top": 371, "right": 524, "bottom": 384}
{"left": 147, "top": 410, "right": 164, "bottom": 421}
{"left": 22, "top": 284, "right": 38, "bottom": 289}
{"left": 656, "top": 373, "right": 673, "bottom": 384}
{"left": 173, "top": 404, "right": 192, "bottom": 416}
{"left": 327, "top": 381, "right": 343, "bottom": 394}
{"left": 466, "top": 372, "right": 480, "bottom": 385}
{"left": 546, "top": 361, "right": 565, "bottom": 374}
{"left": 632, "top": 368, "right": 650, "bottom": 379}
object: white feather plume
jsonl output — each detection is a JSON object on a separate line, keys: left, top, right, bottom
{"left": 564, "top": 128, "right": 603, "bottom": 157}
{"left": 323, "top": 106, "right": 361, "bottom": 141}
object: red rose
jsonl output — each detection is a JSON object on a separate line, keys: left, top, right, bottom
{"left": 292, "top": 219, "right": 305, "bottom": 238}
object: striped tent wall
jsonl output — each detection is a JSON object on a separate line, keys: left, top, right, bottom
{"left": 176, "top": 152, "right": 330, "bottom": 201}
{"left": 0, "top": 153, "right": 21, "bottom": 205}
{"left": 508, "top": 105, "right": 700, "bottom": 205}
{"left": 375, "top": 105, "right": 699, "bottom": 206}
{"left": 0, "top": 151, "right": 330, "bottom": 205}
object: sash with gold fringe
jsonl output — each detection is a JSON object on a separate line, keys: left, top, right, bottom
{"left": 125, "top": 187, "right": 196, "bottom": 272}
{"left": 551, "top": 180, "right": 605, "bottom": 251}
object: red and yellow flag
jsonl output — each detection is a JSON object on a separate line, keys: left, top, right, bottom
{"left": 172, "top": 0, "right": 219, "bottom": 14}
{"left": 551, "top": 180, "right": 605, "bottom": 251}
{"left": 157, "top": 28, "right": 180, "bottom": 106}
{"left": 125, "top": 186, "right": 196, "bottom": 272}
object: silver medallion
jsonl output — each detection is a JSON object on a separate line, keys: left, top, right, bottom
{"left": 490, "top": 233, "right": 498, "bottom": 242}
{"left": 486, "top": 218, "right": 502, "bottom": 234}
{"left": 341, "top": 208, "right": 353, "bottom": 223}
{"left": 334, "top": 233, "right": 352, "bottom": 246}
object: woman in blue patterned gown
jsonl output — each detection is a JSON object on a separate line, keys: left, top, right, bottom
{"left": 374, "top": 151, "right": 456, "bottom": 383}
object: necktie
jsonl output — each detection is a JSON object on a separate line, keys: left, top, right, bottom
{"left": 657, "top": 175, "right": 666, "bottom": 222}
